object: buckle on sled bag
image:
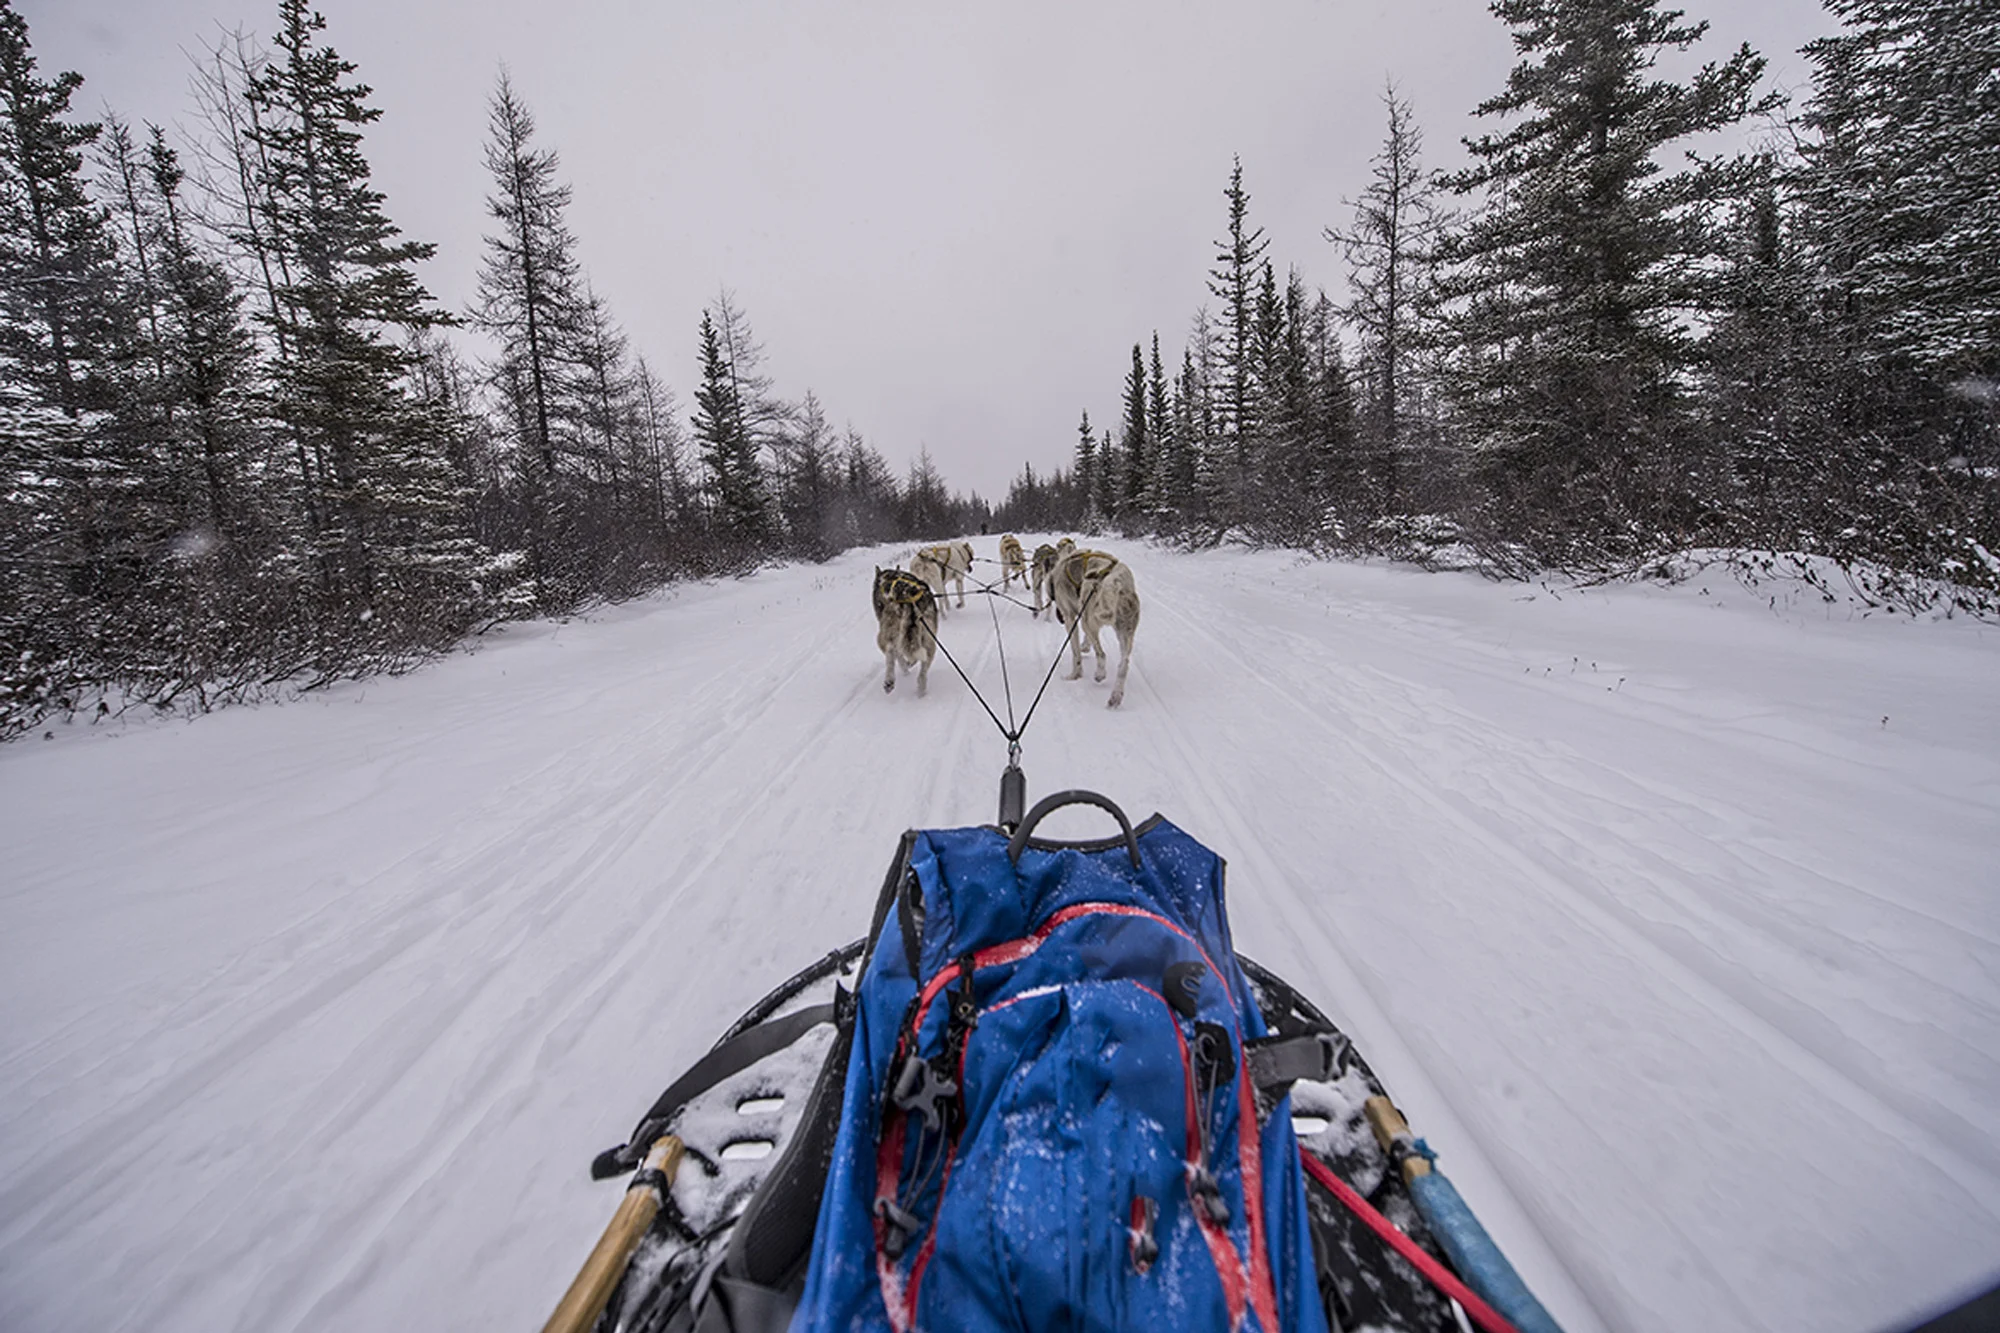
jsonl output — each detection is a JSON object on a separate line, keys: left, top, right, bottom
{"left": 891, "top": 1055, "right": 958, "bottom": 1134}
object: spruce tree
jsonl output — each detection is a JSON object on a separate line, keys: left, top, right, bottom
{"left": 471, "top": 70, "right": 581, "bottom": 483}
{"left": 1438, "top": 0, "right": 1776, "bottom": 556}
{"left": 691, "top": 308, "right": 769, "bottom": 546}
{"left": 1206, "top": 157, "right": 1269, "bottom": 514}
{"left": 1119, "top": 342, "right": 1148, "bottom": 523}
{"left": 0, "top": 0, "right": 147, "bottom": 725}
{"left": 0, "top": 0, "right": 123, "bottom": 421}
{"left": 1789, "top": 0, "right": 2000, "bottom": 587}
{"left": 1329, "top": 85, "right": 1446, "bottom": 467}
{"left": 1074, "top": 408, "right": 1097, "bottom": 523}
{"left": 143, "top": 126, "right": 259, "bottom": 545}
{"left": 246, "top": 0, "right": 477, "bottom": 641}
{"left": 1799, "top": 0, "right": 2000, "bottom": 381}
{"left": 1144, "top": 333, "right": 1172, "bottom": 518}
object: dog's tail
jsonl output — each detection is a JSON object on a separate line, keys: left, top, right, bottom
{"left": 899, "top": 606, "right": 928, "bottom": 660}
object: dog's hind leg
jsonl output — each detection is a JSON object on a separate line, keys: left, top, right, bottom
{"left": 1065, "top": 621, "right": 1084, "bottom": 680}
{"left": 1087, "top": 623, "right": 1108, "bottom": 682}
{"left": 917, "top": 655, "right": 930, "bottom": 697}
{"left": 1107, "top": 621, "right": 1135, "bottom": 707}
{"left": 883, "top": 649, "right": 896, "bottom": 694}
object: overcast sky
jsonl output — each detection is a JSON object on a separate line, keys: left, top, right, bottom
{"left": 26, "top": 0, "right": 1832, "bottom": 500}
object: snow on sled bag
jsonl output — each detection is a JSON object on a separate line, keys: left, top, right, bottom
{"left": 561, "top": 790, "right": 1558, "bottom": 1333}
{"left": 794, "top": 799, "right": 1323, "bottom": 1333}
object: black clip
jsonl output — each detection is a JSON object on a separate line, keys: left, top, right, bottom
{"left": 891, "top": 1054, "right": 959, "bottom": 1134}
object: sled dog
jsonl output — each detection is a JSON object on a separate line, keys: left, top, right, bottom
{"left": 912, "top": 541, "right": 972, "bottom": 611}
{"left": 872, "top": 567, "right": 938, "bottom": 696}
{"left": 1029, "top": 543, "right": 1058, "bottom": 616}
{"left": 1050, "top": 548, "right": 1140, "bottom": 708}
{"left": 909, "top": 547, "right": 950, "bottom": 616}
{"left": 998, "top": 535, "right": 1026, "bottom": 591}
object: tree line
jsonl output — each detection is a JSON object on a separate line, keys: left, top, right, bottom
{"left": 0, "top": 0, "right": 985, "bottom": 739}
{"left": 1014, "top": 0, "right": 1997, "bottom": 607}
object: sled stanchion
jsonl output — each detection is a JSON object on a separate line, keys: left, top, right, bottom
{"left": 543, "top": 1134, "right": 685, "bottom": 1333}
{"left": 1363, "top": 1098, "right": 1563, "bottom": 1333}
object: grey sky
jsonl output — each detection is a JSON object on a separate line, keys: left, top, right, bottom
{"left": 29, "top": 0, "right": 1831, "bottom": 501}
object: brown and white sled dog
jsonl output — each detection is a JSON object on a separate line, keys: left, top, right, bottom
{"left": 872, "top": 567, "right": 938, "bottom": 696}
{"left": 998, "top": 534, "right": 1026, "bottom": 591}
{"left": 1050, "top": 548, "right": 1140, "bottom": 707}
{"left": 912, "top": 541, "right": 973, "bottom": 611}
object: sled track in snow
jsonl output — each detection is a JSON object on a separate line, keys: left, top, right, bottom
{"left": 1154, "top": 589, "right": 2000, "bottom": 1204}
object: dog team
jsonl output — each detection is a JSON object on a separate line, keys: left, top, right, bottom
{"left": 871, "top": 535, "right": 1141, "bottom": 708}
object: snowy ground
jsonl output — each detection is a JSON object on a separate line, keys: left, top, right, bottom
{"left": 3, "top": 540, "right": 1997, "bottom": 1333}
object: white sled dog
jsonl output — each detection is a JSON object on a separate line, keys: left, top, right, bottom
{"left": 1050, "top": 548, "right": 1140, "bottom": 708}
{"left": 998, "top": 534, "right": 1026, "bottom": 591}
{"left": 912, "top": 541, "right": 972, "bottom": 611}
{"left": 909, "top": 547, "right": 950, "bottom": 615}
{"left": 872, "top": 567, "right": 938, "bottom": 696}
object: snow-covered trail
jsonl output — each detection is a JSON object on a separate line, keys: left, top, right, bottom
{"left": 2, "top": 543, "right": 1995, "bottom": 1333}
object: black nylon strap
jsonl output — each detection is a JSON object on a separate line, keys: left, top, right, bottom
{"left": 1245, "top": 1030, "right": 1349, "bottom": 1093}
{"left": 596, "top": 1001, "right": 839, "bottom": 1179}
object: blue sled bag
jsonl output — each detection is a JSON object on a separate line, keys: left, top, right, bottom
{"left": 791, "top": 795, "right": 1331, "bottom": 1333}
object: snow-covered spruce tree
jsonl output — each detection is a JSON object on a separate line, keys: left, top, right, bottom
{"left": 139, "top": 128, "right": 261, "bottom": 552}
{"left": 1329, "top": 84, "right": 1448, "bottom": 516}
{"left": 1074, "top": 408, "right": 1098, "bottom": 525}
{"left": 1700, "top": 175, "right": 1825, "bottom": 547}
{"left": 1118, "top": 342, "right": 1148, "bottom": 526}
{"left": 691, "top": 308, "right": 770, "bottom": 554}
{"left": 1437, "top": 0, "right": 1777, "bottom": 561}
{"left": 0, "top": 0, "right": 150, "bottom": 731}
{"left": 1247, "top": 269, "right": 1359, "bottom": 547}
{"left": 246, "top": 0, "right": 484, "bottom": 660}
{"left": 902, "top": 446, "right": 951, "bottom": 538}
{"left": 1143, "top": 333, "right": 1173, "bottom": 521}
{"left": 1791, "top": 0, "right": 2000, "bottom": 591}
{"left": 1206, "top": 158, "right": 1269, "bottom": 526}
{"left": 1301, "top": 287, "right": 1364, "bottom": 539}
{"left": 1801, "top": 0, "right": 1999, "bottom": 384}
{"left": 1097, "top": 426, "right": 1119, "bottom": 522}
{"left": 839, "top": 428, "right": 902, "bottom": 544}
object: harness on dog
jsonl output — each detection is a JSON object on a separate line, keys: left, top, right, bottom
{"left": 1060, "top": 550, "right": 1120, "bottom": 594}
{"left": 879, "top": 570, "right": 937, "bottom": 606}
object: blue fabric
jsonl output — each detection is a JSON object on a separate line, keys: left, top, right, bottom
{"left": 790, "top": 818, "right": 1330, "bottom": 1333}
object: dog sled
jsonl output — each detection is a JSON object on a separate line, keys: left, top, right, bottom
{"left": 542, "top": 763, "right": 1564, "bottom": 1333}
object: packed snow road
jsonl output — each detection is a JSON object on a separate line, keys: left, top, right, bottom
{"left": 2, "top": 542, "right": 1996, "bottom": 1333}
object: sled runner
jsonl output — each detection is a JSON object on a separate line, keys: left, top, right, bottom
{"left": 544, "top": 782, "right": 1562, "bottom": 1333}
